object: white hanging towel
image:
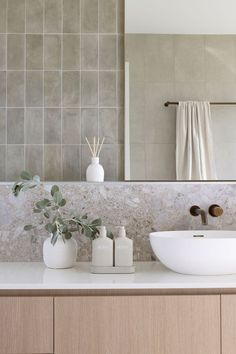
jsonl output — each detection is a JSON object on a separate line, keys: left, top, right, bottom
{"left": 176, "top": 101, "right": 217, "bottom": 180}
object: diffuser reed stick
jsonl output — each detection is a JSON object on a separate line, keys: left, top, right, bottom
{"left": 85, "top": 136, "right": 105, "bottom": 157}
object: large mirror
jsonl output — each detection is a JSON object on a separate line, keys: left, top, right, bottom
{"left": 125, "top": 0, "right": 236, "bottom": 180}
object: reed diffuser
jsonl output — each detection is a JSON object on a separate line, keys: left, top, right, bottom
{"left": 85, "top": 136, "right": 105, "bottom": 182}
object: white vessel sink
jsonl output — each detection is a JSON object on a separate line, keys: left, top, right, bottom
{"left": 150, "top": 230, "right": 236, "bottom": 275}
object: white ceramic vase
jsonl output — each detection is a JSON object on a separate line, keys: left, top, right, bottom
{"left": 86, "top": 157, "right": 104, "bottom": 182}
{"left": 43, "top": 235, "right": 77, "bottom": 269}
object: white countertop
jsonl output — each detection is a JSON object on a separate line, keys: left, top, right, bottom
{"left": 2, "top": 262, "right": 236, "bottom": 290}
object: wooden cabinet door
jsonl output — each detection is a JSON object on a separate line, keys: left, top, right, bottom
{"left": 0, "top": 297, "right": 53, "bottom": 354}
{"left": 222, "top": 295, "right": 236, "bottom": 354}
{"left": 55, "top": 295, "right": 220, "bottom": 354}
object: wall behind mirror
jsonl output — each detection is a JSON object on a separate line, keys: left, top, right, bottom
{"left": 0, "top": 0, "right": 124, "bottom": 182}
{"left": 125, "top": 0, "right": 236, "bottom": 181}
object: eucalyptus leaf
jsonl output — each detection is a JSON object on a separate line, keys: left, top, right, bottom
{"left": 53, "top": 191, "right": 63, "bottom": 205}
{"left": 33, "top": 208, "right": 41, "bottom": 213}
{"left": 51, "top": 185, "right": 59, "bottom": 197}
{"left": 20, "top": 171, "right": 33, "bottom": 180}
{"left": 24, "top": 224, "right": 34, "bottom": 231}
{"left": 44, "top": 211, "right": 50, "bottom": 219}
{"left": 59, "top": 198, "right": 66, "bottom": 207}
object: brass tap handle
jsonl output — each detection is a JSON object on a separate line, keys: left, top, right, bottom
{"left": 209, "top": 204, "right": 224, "bottom": 217}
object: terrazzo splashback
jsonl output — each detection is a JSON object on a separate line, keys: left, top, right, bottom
{"left": 0, "top": 182, "right": 236, "bottom": 262}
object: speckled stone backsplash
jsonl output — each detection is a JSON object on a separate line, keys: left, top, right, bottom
{"left": 0, "top": 182, "right": 236, "bottom": 261}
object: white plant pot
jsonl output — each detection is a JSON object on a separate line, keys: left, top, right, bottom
{"left": 86, "top": 157, "right": 104, "bottom": 182}
{"left": 43, "top": 235, "right": 77, "bottom": 269}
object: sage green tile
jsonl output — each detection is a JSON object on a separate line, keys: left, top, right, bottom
{"left": 130, "top": 144, "right": 146, "bottom": 180}
{"left": 44, "top": 108, "right": 61, "bottom": 144}
{"left": 81, "top": 108, "right": 98, "bottom": 143}
{"left": 63, "top": 0, "right": 80, "bottom": 33}
{"left": 99, "top": 35, "right": 117, "bottom": 70}
{"left": 81, "top": 71, "right": 98, "bottom": 107}
{"left": 44, "top": 145, "right": 61, "bottom": 180}
{"left": 117, "top": 108, "right": 124, "bottom": 144}
{"left": 99, "top": 0, "right": 116, "bottom": 33}
{"left": 117, "top": 35, "right": 124, "bottom": 69}
{"left": 62, "top": 108, "right": 80, "bottom": 144}
{"left": 99, "top": 71, "right": 116, "bottom": 107}
{"left": 81, "top": 144, "right": 92, "bottom": 180}
{"left": 81, "top": 34, "right": 98, "bottom": 69}
{"left": 99, "top": 144, "right": 117, "bottom": 180}
{"left": 0, "top": 35, "right": 6, "bottom": 70}
{"left": 0, "top": 145, "right": 6, "bottom": 181}
{"left": 44, "top": 71, "right": 61, "bottom": 107}
{"left": 7, "top": 35, "right": 25, "bottom": 69}
{"left": 26, "top": 71, "right": 43, "bottom": 107}
{"left": 0, "top": 0, "right": 7, "bottom": 32}
{"left": 99, "top": 108, "right": 117, "bottom": 144}
{"left": 117, "top": 144, "right": 124, "bottom": 181}
{"left": 81, "top": 0, "right": 98, "bottom": 33}
{"left": 7, "top": 108, "right": 24, "bottom": 144}
{"left": 117, "top": 0, "right": 124, "bottom": 34}
{"left": 45, "top": 0, "right": 62, "bottom": 33}
{"left": 7, "top": 71, "right": 24, "bottom": 107}
{"left": 25, "top": 108, "right": 43, "bottom": 144}
{"left": 63, "top": 35, "right": 80, "bottom": 69}
{"left": 62, "top": 71, "right": 80, "bottom": 107}
{"left": 62, "top": 145, "right": 81, "bottom": 181}
{"left": 25, "top": 145, "right": 43, "bottom": 177}
{"left": 26, "top": 0, "right": 43, "bottom": 33}
{"left": 0, "top": 109, "right": 6, "bottom": 144}
{"left": 6, "top": 145, "right": 24, "bottom": 181}
{"left": 44, "top": 35, "right": 61, "bottom": 70}
{"left": 26, "top": 35, "right": 43, "bottom": 69}
{"left": 0, "top": 71, "right": 6, "bottom": 106}
{"left": 7, "top": 0, "right": 25, "bottom": 33}
{"left": 117, "top": 70, "right": 124, "bottom": 107}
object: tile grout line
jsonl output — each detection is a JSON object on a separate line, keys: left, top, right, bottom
{"left": 116, "top": 0, "right": 119, "bottom": 180}
{"left": 60, "top": 0, "right": 63, "bottom": 181}
{"left": 79, "top": 0, "right": 82, "bottom": 180}
{"left": 42, "top": 0, "right": 45, "bottom": 180}
{"left": 5, "top": 0, "right": 8, "bottom": 180}
{"left": 24, "top": 0, "right": 26, "bottom": 172}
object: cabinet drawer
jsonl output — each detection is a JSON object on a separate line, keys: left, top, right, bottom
{"left": 0, "top": 297, "right": 53, "bottom": 354}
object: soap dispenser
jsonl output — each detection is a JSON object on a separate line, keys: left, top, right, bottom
{"left": 115, "top": 227, "right": 133, "bottom": 267}
{"left": 92, "top": 226, "right": 113, "bottom": 267}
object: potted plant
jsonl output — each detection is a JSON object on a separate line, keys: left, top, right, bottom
{"left": 13, "top": 171, "right": 102, "bottom": 269}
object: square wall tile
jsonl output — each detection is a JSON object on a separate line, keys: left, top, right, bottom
{"left": 0, "top": 71, "right": 6, "bottom": 106}
{"left": 99, "top": 144, "right": 117, "bottom": 180}
{"left": 62, "top": 108, "right": 80, "bottom": 144}
{"left": 81, "top": 71, "right": 98, "bottom": 107}
{"left": 99, "top": 0, "right": 116, "bottom": 33}
{"left": 7, "top": 108, "right": 24, "bottom": 144}
{"left": 6, "top": 145, "right": 24, "bottom": 181}
{"left": 0, "top": 0, "right": 7, "bottom": 33}
{"left": 62, "top": 71, "right": 80, "bottom": 107}
{"left": 99, "top": 108, "right": 117, "bottom": 144}
{"left": 0, "top": 109, "right": 6, "bottom": 144}
{"left": 25, "top": 145, "right": 43, "bottom": 177}
{"left": 26, "top": 35, "right": 43, "bottom": 69}
{"left": 44, "top": 71, "right": 61, "bottom": 107}
{"left": 44, "top": 108, "right": 61, "bottom": 144}
{"left": 99, "top": 35, "right": 117, "bottom": 70}
{"left": 99, "top": 71, "right": 116, "bottom": 107}
{"left": 26, "top": 71, "right": 43, "bottom": 107}
{"left": 7, "top": 35, "right": 25, "bottom": 69}
{"left": 7, "top": 71, "right": 24, "bottom": 107}
{"left": 81, "top": 34, "right": 98, "bottom": 69}
{"left": 44, "top": 35, "right": 61, "bottom": 70}
{"left": 25, "top": 108, "right": 43, "bottom": 144}
{"left": 26, "top": 0, "right": 44, "bottom": 33}
{"left": 7, "top": 0, "right": 25, "bottom": 33}
{"left": 45, "top": 0, "right": 62, "bottom": 33}
{"left": 81, "top": 108, "right": 98, "bottom": 143}
{"left": 44, "top": 145, "right": 61, "bottom": 180}
{"left": 0, "top": 145, "right": 6, "bottom": 181}
{"left": 117, "top": 0, "right": 124, "bottom": 34}
{"left": 63, "top": 0, "right": 80, "bottom": 33}
{"left": 63, "top": 35, "right": 80, "bottom": 69}
{"left": 81, "top": 0, "right": 98, "bottom": 33}
{"left": 62, "top": 145, "right": 81, "bottom": 181}
{"left": 0, "top": 35, "right": 6, "bottom": 70}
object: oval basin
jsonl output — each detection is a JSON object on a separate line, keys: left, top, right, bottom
{"left": 150, "top": 230, "right": 236, "bottom": 275}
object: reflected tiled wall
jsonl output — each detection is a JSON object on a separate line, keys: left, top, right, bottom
{"left": 0, "top": 0, "right": 124, "bottom": 181}
{"left": 126, "top": 34, "right": 236, "bottom": 180}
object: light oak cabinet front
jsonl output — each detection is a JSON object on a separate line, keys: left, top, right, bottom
{"left": 0, "top": 297, "right": 53, "bottom": 354}
{"left": 55, "top": 295, "right": 220, "bottom": 354}
{"left": 222, "top": 295, "right": 236, "bottom": 354}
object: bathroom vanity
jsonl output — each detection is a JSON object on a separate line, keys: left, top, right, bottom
{"left": 1, "top": 262, "right": 236, "bottom": 354}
